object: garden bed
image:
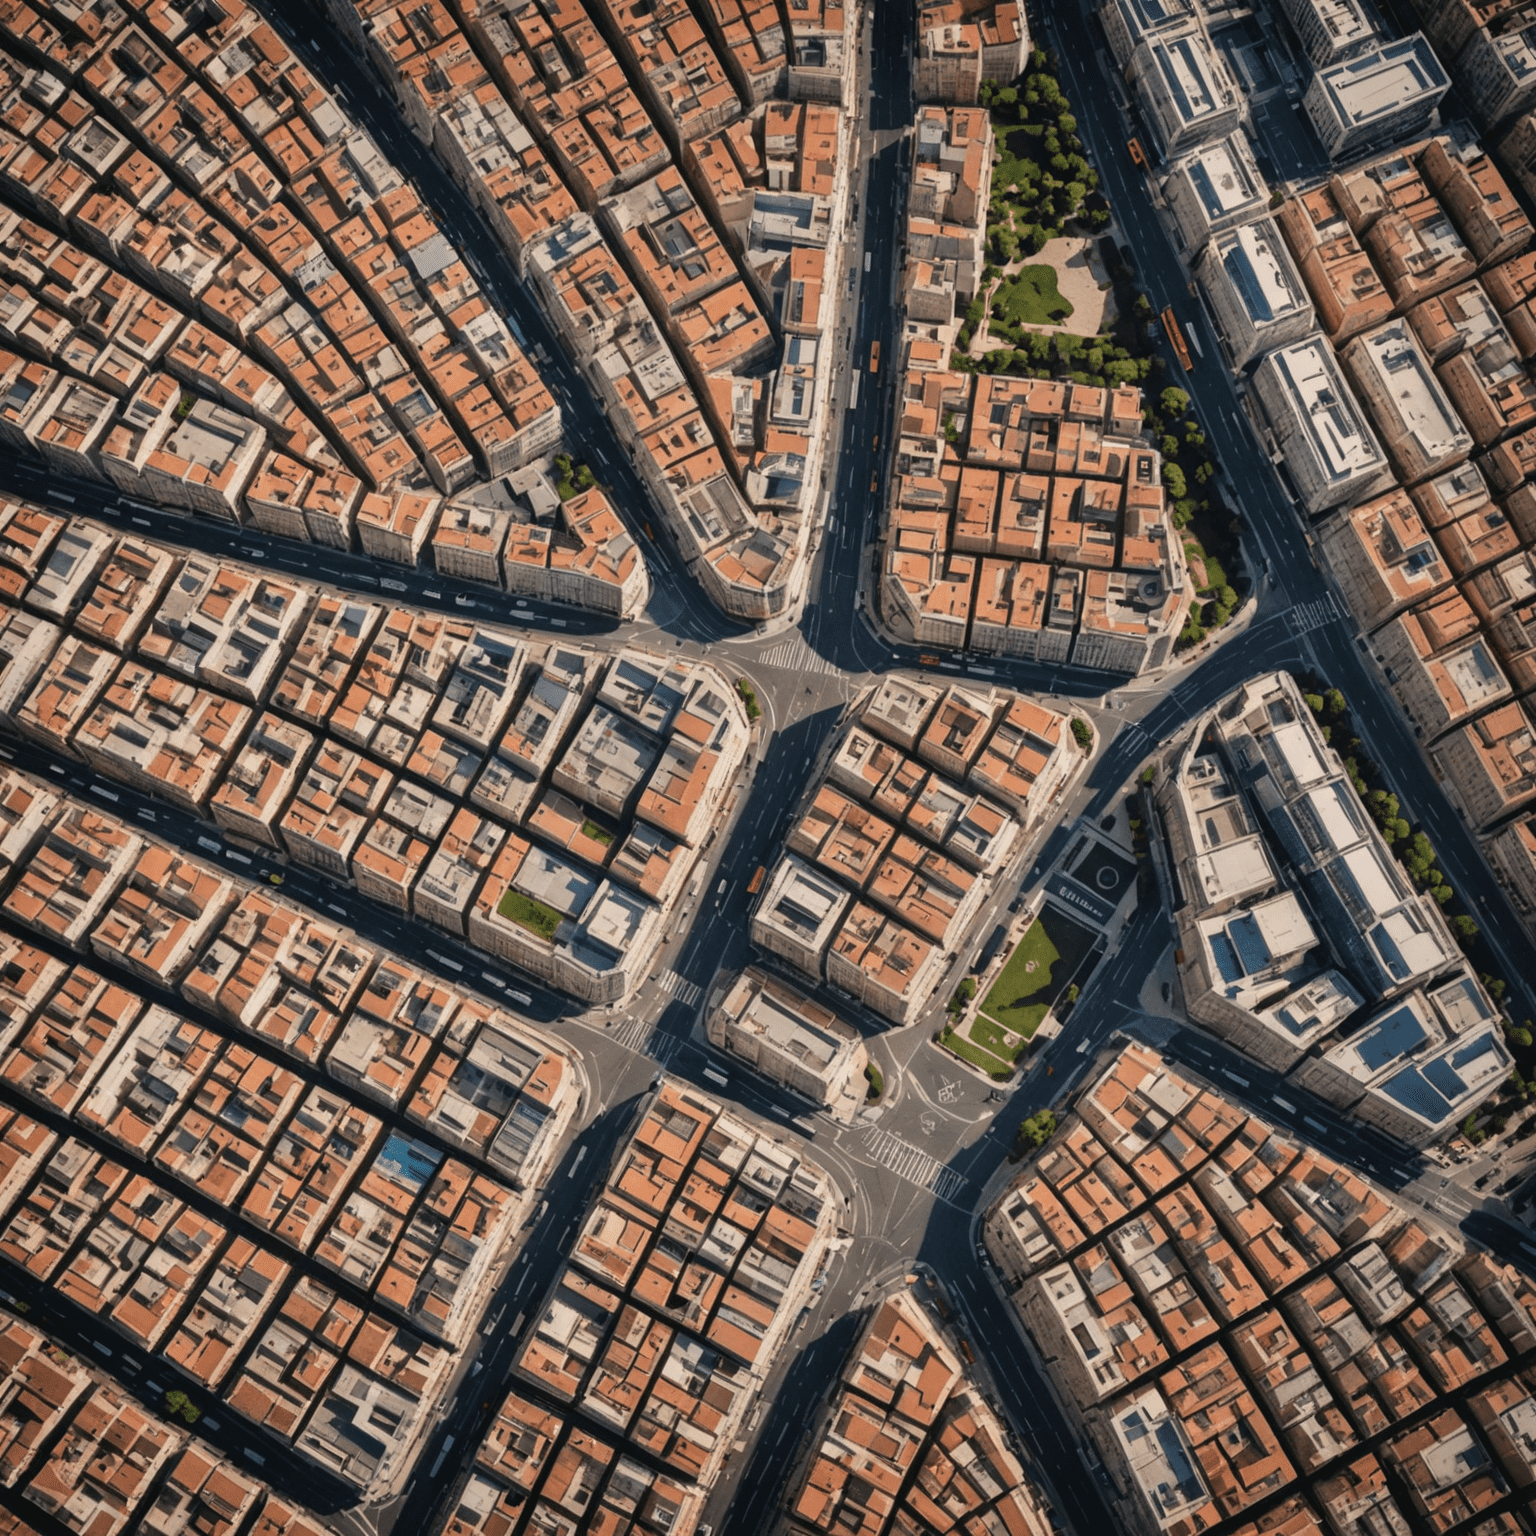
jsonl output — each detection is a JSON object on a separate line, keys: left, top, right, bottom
{"left": 496, "top": 888, "right": 562, "bottom": 940}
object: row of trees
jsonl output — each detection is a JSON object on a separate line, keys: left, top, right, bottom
{"left": 1148, "top": 387, "right": 1240, "bottom": 647}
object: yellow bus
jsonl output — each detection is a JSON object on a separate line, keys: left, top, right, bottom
{"left": 868, "top": 340, "right": 881, "bottom": 375}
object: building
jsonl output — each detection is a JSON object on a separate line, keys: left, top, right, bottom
{"left": 1277, "top": 185, "right": 1394, "bottom": 342}
{"left": 1128, "top": 22, "right": 1245, "bottom": 157}
{"left": 1317, "top": 488, "right": 1451, "bottom": 627}
{"left": 778, "top": 1284, "right": 1054, "bottom": 1535}
{"left": 1196, "top": 217, "right": 1316, "bottom": 367}
{"left": 1459, "top": 11, "right": 1536, "bottom": 126}
{"left": 1163, "top": 132, "right": 1269, "bottom": 253}
{"left": 1303, "top": 36, "right": 1450, "bottom": 160}
{"left": 1339, "top": 321, "right": 1472, "bottom": 482}
{"left": 1148, "top": 673, "right": 1494, "bottom": 1132}
{"left": 1277, "top": 0, "right": 1379, "bottom": 67}
{"left": 1099, "top": 0, "right": 1198, "bottom": 72}
{"left": 915, "top": 0, "right": 1029, "bottom": 102}
{"left": 1250, "top": 336, "right": 1392, "bottom": 514}
{"left": 986, "top": 1041, "right": 1536, "bottom": 1536}
{"left": 706, "top": 967, "right": 869, "bottom": 1121}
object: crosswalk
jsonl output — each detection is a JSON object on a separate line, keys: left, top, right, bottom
{"left": 757, "top": 638, "right": 840, "bottom": 677}
{"left": 609, "top": 1015, "right": 683, "bottom": 1065}
{"left": 656, "top": 970, "right": 703, "bottom": 1007}
{"left": 1285, "top": 593, "right": 1341, "bottom": 636}
{"left": 860, "top": 1128, "right": 972, "bottom": 1206}
{"left": 611, "top": 1015, "right": 652, "bottom": 1052}
{"left": 1113, "top": 723, "right": 1148, "bottom": 757}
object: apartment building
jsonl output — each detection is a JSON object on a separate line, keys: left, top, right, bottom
{"left": 0, "top": 516, "right": 744, "bottom": 1004}
{"left": 1374, "top": 586, "right": 1513, "bottom": 738}
{"left": 1099, "top": 0, "right": 1198, "bottom": 72}
{"left": 1276, "top": 0, "right": 1378, "bottom": 67}
{"left": 503, "top": 1079, "right": 836, "bottom": 1518}
{"left": 986, "top": 1042, "right": 1536, "bottom": 1536}
{"left": 1339, "top": 321, "right": 1473, "bottom": 482}
{"left": 1277, "top": 184, "right": 1395, "bottom": 342}
{"left": 777, "top": 1284, "right": 1054, "bottom": 1536}
{"left": 1432, "top": 697, "right": 1536, "bottom": 827}
{"left": 1163, "top": 132, "right": 1269, "bottom": 253}
{"left": 1147, "top": 672, "right": 1504, "bottom": 1139}
{"left": 882, "top": 371, "right": 1191, "bottom": 668}
{"left": 1197, "top": 216, "right": 1316, "bottom": 367}
{"left": 1128, "top": 21, "right": 1245, "bottom": 157}
{"left": 1304, "top": 36, "right": 1451, "bottom": 160}
{"left": 914, "top": 0, "right": 1029, "bottom": 104}
{"left": 750, "top": 684, "right": 1070, "bottom": 1023}
{"left": 1317, "top": 488, "right": 1452, "bottom": 627}
{"left": 1459, "top": 10, "right": 1536, "bottom": 127}
{"left": 705, "top": 967, "right": 869, "bottom": 1121}
{"left": 1251, "top": 336, "right": 1393, "bottom": 514}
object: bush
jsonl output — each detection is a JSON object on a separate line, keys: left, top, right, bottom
{"left": 864, "top": 1062, "right": 884, "bottom": 1101}
{"left": 1015, "top": 1110, "right": 1058, "bottom": 1153}
{"left": 1071, "top": 717, "right": 1093, "bottom": 750}
{"left": 735, "top": 678, "right": 761, "bottom": 721}
{"left": 165, "top": 1391, "right": 200, "bottom": 1425}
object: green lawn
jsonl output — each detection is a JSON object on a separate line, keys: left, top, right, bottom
{"left": 979, "top": 917, "right": 1065, "bottom": 1038}
{"left": 496, "top": 888, "right": 562, "bottom": 940}
{"left": 966, "top": 1013, "right": 1028, "bottom": 1064}
{"left": 993, "top": 265, "right": 1074, "bottom": 328}
{"left": 940, "top": 1026, "right": 1012, "bottom": 1080}
{"left": 580, "top": 819, "right": 613, "bottom": 846}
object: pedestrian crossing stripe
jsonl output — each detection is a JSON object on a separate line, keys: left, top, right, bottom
{"left": 657, "top": 971, "right": 702, "bottom": 1006}
{"left": 1285, "top": 593, "right": 1341, "bottom": 636}
{"left": 759, "top": 639, "right": 839, "bottom": 676}
{"left": 860, "top": 1128, "right": 971, "bottom": 1206}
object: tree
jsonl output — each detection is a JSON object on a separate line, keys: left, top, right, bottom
{"left": 1160, "top": 435, "right": 1181, "bottom": 459}
{"left": 1453, "top": 913, "right": 1480, "bottom": 947}
{"left": 1325, "top": 688, "right": 1347, "bottom": 718}
{"left": 1071, "top": 717, "right": 1093, "bottom": 750}
{"left": 1162, "top": 463, "right": 1188, "bottom": 500}
{"left": 1015, "top": 1110, "right": 1058, "bottom": 1153}
{"left": 1160, "top": 387, "right": 1190, "bottom": 419}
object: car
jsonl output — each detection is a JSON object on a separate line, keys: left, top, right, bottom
{"left": 1008, "top": 897, "right": 1023, "bottom": 913}
{"left": 1475, "top": 1173, "right": 1493, "bottom": 1189}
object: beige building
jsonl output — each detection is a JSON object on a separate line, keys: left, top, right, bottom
{"left": 1318, "top": 488, "right": 1452, "bottom": 629}
{"left": 706, "top": 966, "right": 869, "bottom": 1121}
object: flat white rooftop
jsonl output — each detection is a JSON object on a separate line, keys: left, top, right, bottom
{"left": 1262, "top": 338, "right": 1386, "bottom": 483}
{"left": 1152, "top": 34, "right": 1228, "bottom": 127}
{"left": 1176, "top": 134, "right": 1264, "bottom": 220}
{"left": 1352, "top": 324, "right": 1469, "bottom": 463}
{"left": 1313, "top": 34, "right": 1450, "bottom": 130}
{"left": 1217, "top": 220, "right": 1308, "bottom": 324}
